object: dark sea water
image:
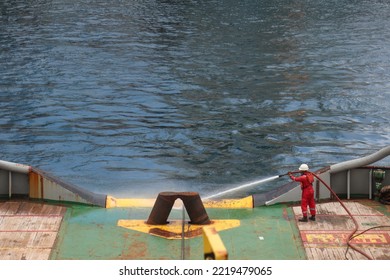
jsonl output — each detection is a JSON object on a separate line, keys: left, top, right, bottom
{"left": 1, "top": 0, "right": 390, "bottom": 198}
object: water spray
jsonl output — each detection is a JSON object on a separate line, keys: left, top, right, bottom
{"left": 204, "top": 170, "right": 303, "bottom": 200}
{"left": 204, "top": 175, "right": 281, "bottom": 200}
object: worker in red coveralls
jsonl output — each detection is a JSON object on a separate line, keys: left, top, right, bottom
{"left": 289, "top": 164, "right": 316, "bottom": 222}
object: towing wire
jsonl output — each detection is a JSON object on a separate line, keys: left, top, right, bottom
{"left": 305, "top": 171, "right": 374, "bottom": 260}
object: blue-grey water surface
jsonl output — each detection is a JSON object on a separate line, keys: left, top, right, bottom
{"left": 1, "top": 0, "right": 390, "bottom": 198}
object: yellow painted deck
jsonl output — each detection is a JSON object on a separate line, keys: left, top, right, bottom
{"left": 0, "top": 201, "right": 66, "bottom": 260}
{"left": 293, "top": 200, "right": 390, "bottom": 260}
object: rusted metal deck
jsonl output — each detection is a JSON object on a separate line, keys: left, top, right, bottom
{"left": 0, "top": 200, "right": 66, "bottom": 260}
{"left": 293, "top": 200, "right": 390, "bottom": 260}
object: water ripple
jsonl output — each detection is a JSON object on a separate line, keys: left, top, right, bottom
{"left": 1, "top": 0, "right": 390, "bottom": 197}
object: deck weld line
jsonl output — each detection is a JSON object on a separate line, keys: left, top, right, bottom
{"left": 301, "top": 230, "right": 390, "bottom": 233}
{"left": 0, "top": 230, "right": 59, "bottom": 232}
{"left": 0, "top": 214, "right": 64, "bottom": 217}
{"left": 301, "top": 242, "right": 390, "bottom": 246}
{"left": 0, "top": 247, "right": 53, "bottom": 250}
{"left": 313, "top": 214, "right": 385, "bottom": 217}
{"left": 300, "top": 231, "right": 390, "bottom": 235}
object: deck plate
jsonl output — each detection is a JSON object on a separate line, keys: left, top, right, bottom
{"left": 0, "top": 201, "right": 66, "bottom": 260}
{"left": 293, "top": 201, "right": 390, "bottom": 260}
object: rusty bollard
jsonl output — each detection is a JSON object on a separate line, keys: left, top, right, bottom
{"left": 146, "top": 192, "right": 211, "bottom": 225}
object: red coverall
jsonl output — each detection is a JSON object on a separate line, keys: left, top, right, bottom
{"left": 289, "top": 172, "right": 316, "bottom": 218}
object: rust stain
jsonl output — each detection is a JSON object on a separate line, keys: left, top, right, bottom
{"left": 29, "top": 172, "right": 40, "bottom": 199}
{"left": 149, "top": 225, "right": 204, "bottom": 239}
{"left": 282, "top": 208, "right": 289, "bottom": 221}
{"left": 117, "top": 219, "right": 240, "bottom": 240}
{"left": 40, "top": 175, "right": 44, "bottom": 199}
{"left": 119, "top": 241, "right": 148, "bottom": 259}
{"left": 28, "top": 172, "right": 45, "bottom": 200}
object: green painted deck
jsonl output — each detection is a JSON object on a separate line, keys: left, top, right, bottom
{"left": 51, "top": 203, "right": 306, "bottom": 260}
{"left": 2, "top": 199, "right": 389, "bottom": 260}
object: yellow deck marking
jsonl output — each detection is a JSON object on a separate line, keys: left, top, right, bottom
{"left": 302, "top": 232, "right": 390, "bottom": 245}
{"left": 117, "top": 219, "right": 240, "bottom": 239}
{"left": 203, "top": 196, "right": 253, "bottom": 208}
{"left": 203, "top": 226, "right": 228, "bottom": 260}
{"left": 107, "top": 195, "right": 253, "bottom": 209}
{"left": 106, "top": 196, "right": 156, "bottom": 208}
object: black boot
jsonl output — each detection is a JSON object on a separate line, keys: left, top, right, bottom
{"left": 298, "top": 216, "right": 308, "bottom": 222}
{"left": 309, "top": 216, "right": 316, "bottom": 221}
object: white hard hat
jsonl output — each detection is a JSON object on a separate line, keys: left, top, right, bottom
{"left": 299, "top": 164, "right": 309, "bottom": 171}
